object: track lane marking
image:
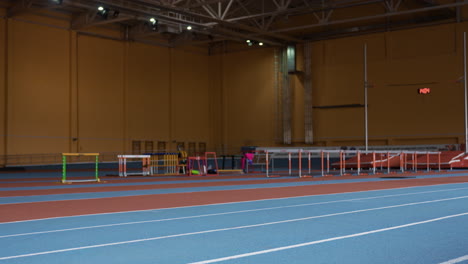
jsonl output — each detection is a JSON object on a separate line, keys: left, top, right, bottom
{"left": 1, "top": 195, "right": 468, "bottom": 260}
{"left": 439, "top": 255, "right": 468, "bottom": 264}
{"left": 2, "top": 183, "right": 468, "bottom": 225}
{"left": 3, "top": 175, "right": 468, "bottom": 205}
{"left": 2, "top": 186, "right": 468, "bottom": 239}
{"left": 2, "top": 186, "right": 468, "bottom": 238}
{"left": 189, "top": 212, "right": 468, "bottom": 264}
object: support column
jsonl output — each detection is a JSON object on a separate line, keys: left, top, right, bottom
{"left": 304, "top": 42, "right": 313, "bottom": 144}
{"left": 69, "top": 30, "right": 79, "bottom": 153}
{"left": 274, "top": 48, "right": 281, "bottom": 143}
{"left": 281, "top": 46, "right": 292, "bottom": 145}
{"left": 464, "top": 32, "right": 467, "bottom": 154}
{"left": 364, "top": 43, "right": 369, "bottom": 151}
{"left": 1, "top": 18, "right": 9, "bottom": 167}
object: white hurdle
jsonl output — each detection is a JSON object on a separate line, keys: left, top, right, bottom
{"left": 118, "top": 155, "right": 151, "bottom": 177}
{"left": 261, "top": 148, "right": 442, "bottom": 178}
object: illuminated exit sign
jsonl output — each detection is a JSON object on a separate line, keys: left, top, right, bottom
{"left": 418, "top": 88, "right": 431, "bottom": 94}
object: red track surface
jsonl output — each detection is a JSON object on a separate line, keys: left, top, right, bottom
{"left": 1, "top": 175, "right": 468, "bottom": 223}
{"left": 0, "top": 175, "right": 419, "bottom": 196}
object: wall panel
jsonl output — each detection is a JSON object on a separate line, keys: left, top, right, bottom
{"left": 208, "top": 54, "right": 224, "bottom": 151}
{"left": 310, "top": 26, "right": 463, "bottom": 146}
{"left": 77, "top": 35, "right": 124, "bottom": 153}
{"left": 223, "top": 48, "right": 276, "bottom": 151}
{"left": 171, "top": 49, "right": 211, "bottom": 149}
{"left": 7, "top": 20, "right": 69, "bottom": 154}
{"left": 389, "top": 24, "right": 456, "bottom": 59}
{"left": 3, "top": 15, "right": 468, "bottom": 160}
{"left": 126, "top": 42, "right": 171, "bottom": 145}
{"left": 0, "top": 18, "right": 5, "bottom": 162}
{"left": 292, "top": 75, "right": 305, "bottom": 143}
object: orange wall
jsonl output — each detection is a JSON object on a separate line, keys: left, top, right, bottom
{"left": 308, "top": 23, "right": 464, "bottom": 146}
{"left": 0, "top": 18, "right": 5, "bottom": 163}
{"left": 3, "top": 14, "right": 468, "bottom": 160}
{"left": 207, "top": 54, "right": 224, "bottom": 152}
{"left": 126, "top": 42, "right": 171, "bottom": 145}
{"left": 77, "top": 35, "right": 125, "bottom": 153}
{"left": 221, "top": 23, "right": 468, "bottom": 149}
{"left": 171, "top": 49, "right": 212, "bottom": 149}
{"left": 1, "top": 17, "right": 215, "bottom": 158}
{"left": 222, "top": 48, "right": 277, "bottom": 151}
{"left": 7, "top": 19, "right": 70, "bottom": 155}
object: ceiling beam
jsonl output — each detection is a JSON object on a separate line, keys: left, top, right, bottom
{"left": 100, "top": 0, "right": 302, "bottom": 42}
{"left": 71, "top": 10, "right": 135, "bottom": 30}
{"left": 188, "top": 0, "right": 234, "bottom": 8}
{"left": 212, "top": 26, "right": 283, "bottom": 45}
{"left": 224, "top": 0, "right": 383, "bottom": 23}
{"left": 7, "top": 0, "right": 63, "bottom": 17}
{"left": 271, "top": 0, "right": 466, "bottom": 33}
{"left": 304, "top": 12, "right": 456, "bottom": 41}
{"left": 129, "top": 22, "right": 183, "bottom": 39}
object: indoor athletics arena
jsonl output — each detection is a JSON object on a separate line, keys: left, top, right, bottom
{"left": 1, "top": 0, "right": 468, "bottom": 263}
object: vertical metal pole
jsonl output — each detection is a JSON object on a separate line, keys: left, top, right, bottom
{"left": 304, "top": 43, "right": 313, "bottom": 144}
{"left": 464, "top": 32, "right": 468, "bottom": 154}
{"left": 400, "top": 152, "right": 404, "bottom": 173}
{"left": 282, "top": 48, "right": 292, "bottom": 145}
{"left": 357, "top": 150, "right": 360, "bottom": 175}
{"left": 124, "top": 157, "right": 127, "bottom": 177}
{"left": 118, "top": 156, "right": 121, "bottom": 177}
{"left": 321, "top": 150, "right": 324, "bottom": 177}
{"left": 426, "top": 152, "right": 430, "bottom": 172}
{"left": 62, "top": 155, "right": 66, "bottom": 183}
{"left": 380, "top": 153, "right": 383, "bottom": 171}
{"left": 95, "top": 155, "right": 99, "bottom": 182}
{"left": 372, "top": 152, "right": 376, "bottom": 174}
{"left": 343, "top": 151, "right": 346, "bottom": 175}
{"left": 364, "top": 43, "right": 369, "bottom": 151}
{"left": 340, "top": 150, "right": 346, "bottom": 176}
{"left": 299, "top": 150, "right": 302, "bottom": 178}
{"left": 387, "top": 151, "right": 390, "bottom": 174}
{"left": 415, "top": 152, "right": 418, "bottom": 173}
{"left": 403, "top": 152, "right": 406, "bottom": 173}
{"left": 438, "top": 152, "right": 441, "bottom": 172}
{"left": 403, "top": 153, "right": 406, "bottom": 172}
{"left": 339, "top": 151, "right": 342, "bottom": 175}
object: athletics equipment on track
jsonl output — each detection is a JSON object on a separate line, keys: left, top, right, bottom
{"left": 248, "top": 149, "right": 447, "bottom": 178}
{"left": 118, "top": 155, "right": 151, "bottom": 177}
{"left": 61, "top": 153, "right": 100, "bottom": 183}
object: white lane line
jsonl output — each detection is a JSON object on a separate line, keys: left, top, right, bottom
{"left": 1, "top": 182, "right": 468, "bottom": 225}
{"left": 2, "top": 186, "right": 468, "bottom": 238}
{"left": 439, "top": 255, "right": 468, "bottom": 264}
{"left": 189, "top": 212, "right": 468, "bottom": 264}
{"left": 1, "top": 195, "right": 468, "bottom": 260}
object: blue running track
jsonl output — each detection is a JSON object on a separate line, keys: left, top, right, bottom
{"left": 0, "top": 183, "right": 468, "bottom": 264}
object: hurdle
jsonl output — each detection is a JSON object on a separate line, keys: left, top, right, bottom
{"left": 118, "top": 155, "right": 151, "bottom": 177}
{"left": 62, "top": 153, "right": 100, "bottom": 183}
{"left": 219, "top": 154, "right": 243, "bottom": 174}
{"left": 245, "top": 150, "right": 271, "bottom": 174}
{"left": 261, "top": 149, "right": 443, "bottom": 178}
{"left": 205, "top": 152, "right": 219, "bottom": 176}
{"left": 263, "top": 149, "right": 303, "bottom": 178}
{"left": 188, "top": 156, "right": 207, "bottom": 176}
{"left": 404, "top": 151, "right": 442, "bottom": 172}
{"left": 147, "top": 153, "right": 179, "bottom": 175}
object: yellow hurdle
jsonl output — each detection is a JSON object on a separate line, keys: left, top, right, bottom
{"left": 149, "top": 153, "right": 179, "bottom": 175}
